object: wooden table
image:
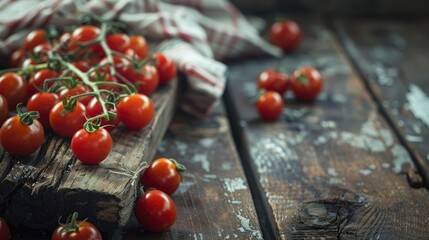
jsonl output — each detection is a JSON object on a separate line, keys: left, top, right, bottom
{"left": 7, "top": 16, "right": 429, "bottom": 239}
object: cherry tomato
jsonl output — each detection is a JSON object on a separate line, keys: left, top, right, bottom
{"left": 0, "top": 73, "right": 27, "bottom": 111}
{"left": 140, "top": 158, "right": 185, "bottom": 195}
{"left": 117, "top": 94, "right": 154, "bottom": 130}
{"left": 89, "top": 71, "right": 121, "bottom": 93}
{"left": 69, "top": 25, "right": 102, "bottom": 56}
{"left": 71, "top": 128, "right": 112, "bottom": 165}
{"left": 21, "top": 57, "right": 39, "bottom": 68}
{"left": 128, "top": 35, "right": 148, "bottom": 59}
{"left": 153, "top": 53, "right": 177, "bottom": 85}
{"left": 106, "top": 33, "right": 130, "bottom": 53}
{"left": 0, "top": 114, "right": 44, "bottom": 156}
{"left": 269, "top": 20, "right": 302, "bottom": 53}
{"left": 135, "top": 65, "right": 159, "bottom": 96}
{"left": 33, "top": 43, "right": 52, "bottom": 59}
{"left": 9, "top": 48, "right": 25, "bottom": 68}
{"left": 99, "top": 56, "right": 130, "bottom": 83}
{"left": 58, "top": 84, "right": 92, "bottom": 105}
{"left": 49, "top": 101, "right": 86, "bottom": 137}
{"left": 72, "top": 61, "right": 91, "bottom": 73}
{"left": 27, "top": 69, "right": 59, "bottom": 97}
{"left": 24, "top": 29, "right": 47, "bottom": 52}
{"left": 27, "top": 92, "right": 59, "bottom": 129}
{"left": 0, "top": 95, "right": 8, "bottom": 126}
{"left": 86, "top": 97, "right": 120, "bottom": 132}
{"left": 0, "top": 217, "right": 10, "bottom": 240}
{"left": 257, "top": 69, "right": 290, "bottom": 95}
{"left": 134, "top": 189, "right": 177, "bottom": 232}
{"left": 257, "top": 91, "right": 284, "bottom": 121}
{"left": 290, "top": 66, "right": 323, "bottom": 102}
{"left": 52, "top": 212, "right": 102, "bottom": 240}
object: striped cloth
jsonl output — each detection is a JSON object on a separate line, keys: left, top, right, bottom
{"left": 0, "top": 0, "right": 281, "bottom": 117}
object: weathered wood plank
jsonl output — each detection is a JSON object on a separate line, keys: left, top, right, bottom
{"left": 225, "top": 16, "right": 429, "bottom": 239}
{"left": 123, "top": 105, "right": 263, "bottom": 239}
{"left": 0, "top": 80, "right": 178, "bottom": 232}
{"left": 334, "top": 19, "right": 429, "bottom": 187}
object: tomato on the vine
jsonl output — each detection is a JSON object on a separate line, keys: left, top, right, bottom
{"left": 106, "top": 33, "right": 130, "bottom": 53}
{"left": 153, "top": 53, "right": 177, "bottom": 85}
{"left": 52, "top": 212, "right": 102, "bottom": 240}
{"left": 24, "top": 29, "right": 47, "bottom": 52}
{"left": 134, "top": 65, "right": 159, "bottom": 96}
{"left": 27, "top": 92, "right": 59, "bottom": 129}
{"left": 290, "top": 66, "right": 323, "bottom": 102}
{"left": 0, "top": 73, "right": 27, "bottom": 111}
{"left": 257, "top": 91, "right": 284, "bottom": 121}
{"left": 71, "top": 128, "right": 112, "bottom": 165}
{"left": 257, "top": 69, "right": 290, "bottom": 95}
{"left": 58, "top": 84, "right": 92, "bottom": 105}
{"left": 9, "top": 48, "right": 25, "bottom": 68}
{"left": 269, "top": 19, "right": 302, "bottom": 53}
{"left": 0, "top": 217, "right": 10, "bottom": 240}
{"left": 0, "top": 95, "right": 8, "bottom": 126}
{"left": 128, "top": 35, "right": 148, "bottom": 59}
{"left": 89, "top": 71, "right": 121, "bottom": 93}
{"left": 140, "top": 158, "right": 186, "bottom": 195}
{"left": 86, "top": 97, "right": 120, "bottom": 132}
{"left": 117, "top": 94, "right": 154, "bottom": 130}
{"left": 69, "top": 25, "right": 102, "bottom": 56}
{"left": 27, "top": 69, "right": 59, "bottom": 97}
{"left": 49, "top": 101, "right": 86, "bottom": 137}
{"left": 0, "top": 110, "right": 44, "bottom": 156}
{"left": 135, "top": 189, "right": 177, "bottom": 232}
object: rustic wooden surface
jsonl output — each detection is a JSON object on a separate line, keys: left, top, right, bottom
{"left": 334, "top": 18, "right": 429, "bottom": 187}
{"left": 0, "top": 79, "right": 178, "bottom": 232}
{"left": 225, "top": 16, "right": 429, "bottom": 239}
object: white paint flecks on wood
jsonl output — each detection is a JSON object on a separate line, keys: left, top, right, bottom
{"left": 237, "top": 212, "right": 263, "bottom": 239}
{"left": 223, "top": 177, "right": 247, "bottom": 193}
{"left": 199, "top": 138, "right": 216, "bottom": 148}
{"left": 175, "top": 141, "right": 188, "bottom": 156}
{"left": 327, "top": 168, "right": 338, "bottom": 177}
{"left": 359, "top": 169, "right": 372, "bottom": 176}
{"left": 192, "top": 153, "right": 210, "bottom": 172}
{"left": 407, "top": 84, "right": 429, "bottom": 128}
{"left": 391, "top": 144, "right": 413, "bottom": 173}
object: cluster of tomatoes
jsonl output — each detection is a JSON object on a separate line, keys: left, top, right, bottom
{"left": 0, "top": 19, "right": 183, "bottom": 238}
{"left": 256, "top": 19, "right": 323, "bottom": 121}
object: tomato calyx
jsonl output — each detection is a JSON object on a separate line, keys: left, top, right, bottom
{"left": 296, "top": 74, "right": 309, "bottom": 86}
{"left": 16, "top": 103, "right": 40, "bottom": 125}
{"left": 170, "top": 158, "right": 187, "bottom": 173}
{"left": 59, "top": 212, "right": 86, "bottom": 233}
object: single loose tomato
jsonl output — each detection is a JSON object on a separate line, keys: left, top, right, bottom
{"left": 0, "top": 95, "right": 8, "bottom": 126}
{"left": 140, "top": 158, "right": 186, "bottom": 195}
{"left": 58, "top": 84, "right": 92, "bottom": 105}
{"left": 117, "top": 94, "right": 154, "bottom": 130}
{"left": 9, "top": 48, "right": 25, "bottom": 68}
{"left": 153, "top": 53, "right": 177, "bottom": 85}
{"left": 135, "top": 189, "right": 177, "bottom": 232}
{"left": 128, "top": 35, "right": 148, "bottom": 59}
{"left": 49, "top": 101, "right": 86, "bottom": 137}
{"left": 27, "top": 69, "right": 59, "bottom": 97}
{"left": 0, "top": 73, "right": 27, "bottom": 111}
{"left": 27, "top": 92, "right": 59, "bottom": 129}
{"left": 24, "top": 29, "right": 47, "bottom": 52}
{"left": 106, "top": 33, "right": 130, "bottom": 53}
{"left": 290, "top": 66, "right": 323, "bottom": 102}
{"left": 86, "top": 97, "right": 120, "bottom": 132}
{"left": 52, "top": 212, "right": 102, "bottom": 240}
{"left": 257, "top": 69, "right": 290, "bottom": 95}
{"left": 71, "top": 128, "right": 112, "bottom": 165}
{"left": 257, "top": 91, "right": 284, "bottom": 121}
{"left": 135, "top": 65, "right": 159, "bottom": 96}
{"left": 269, "top": 20, "right": 302, "bottom": 53}
{"left": 0, "top": 113, "right": 44, "bottom": 156}
{"left": 0, "top": 217, "right": 10, "bottom": 240}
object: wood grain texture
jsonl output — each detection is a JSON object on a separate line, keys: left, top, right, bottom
{"left": 225, "top": 16, "right": 429, "bottom": 239}
{"left": 334, "top": 19, "right": 429, "bottom": 187}
{"left": 0, "top": 80, "right": 178, "bottom": 232}
{"left": 123, "top": 105, "right": 262, "bottom": 240}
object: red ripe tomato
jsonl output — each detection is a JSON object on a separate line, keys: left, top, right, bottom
{"left": 49, "top": 101, "right": 86, "bottom": 138}
{"left": 140, "top": 158, "right": 185, "bottom": 195}
{"left": 89, "top": 71, "right": 121, "bottom": 93}
{"left": 135, "top": 65, "right": 159, "bottom": 96}
{"left": 257, "top": 91, "right": 284, "bottom": 121}
{"left": 129, "top": 35, "right": 148, "bottom": 59}
{"left": 52, "top": 213, "right": 102, "bottom": 240}
{"left": 86, "top": 97, "right": 120, "bottom": 132}
{"left": 69, "top": 25, "right": 102, "bottom": 56}
{"left": 117, "top": 94, "right": 154, "bottom": 130}
{"left": 27, "top": 92, "right": 59, "bottom": 129}
{"left": 99, "top": 56, "right": 130, "bottom": 82}
{"left": 33, "top": 43, "right": 52, "bottom": 60}
{"left": 24, "top": 29, "right": 47, "bottom": 52}
{"left": 58, "top": 84, "right": 92, "bottom": 105}
{"left": 153, "top": 53, "right": 177, "bottom": 85}
{"left": 0, "top": 115, "right": 44, "bottom": 156}
{"left": 0, "top": 73, "right": 27, "bottom": 111}
{"left": 134, "top": 189, "right": 177, "bottom": 232}
{"left": 269, "top": 20, "right": 302, "bottom": 53}
{"left": 290, "top": 66, "right": 323, "bottom": 102}
{"left": 27, "top": 69, "right": 59, "bottom": 97}
{"left": 257, "top": 69, "right": 290, "bottom": 95}
{"left": 9, "top": 48, "right": 25, "bottom": 68}
{"left": 21, "top": 58, "right": 38, "bottom": 68}
{"left": 71, "top": 128, "right": 112, "bottom": 165}
{"left": 72, "top": 61, "right": 91, "bottom": 73}
{"left": 106, "top": 34, "right": 130, "bottom": 53}
{"left": 0, "top": 95, "right": 8, "bottom": 126}
{"left": 0, "top": 217, "right": 10, "bottom": 240}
